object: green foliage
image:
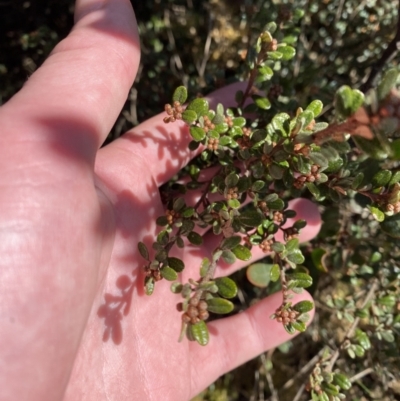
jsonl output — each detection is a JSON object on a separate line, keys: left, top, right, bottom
{"left": 138, "top": 2, "right": 400, "bottom": 397}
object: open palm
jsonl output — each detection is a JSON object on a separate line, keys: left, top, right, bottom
{"left": 0, "top": 1, "right": 321, "bottom": 400}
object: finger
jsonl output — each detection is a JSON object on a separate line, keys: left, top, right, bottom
{"left": 96, "top": 81, "right": 248, "bottom": 187}
{"left": 189, "top": 290, "right": 315, "bottom": 394}
{"left": 1, "top": 0, "right": 139, "bottom": 159}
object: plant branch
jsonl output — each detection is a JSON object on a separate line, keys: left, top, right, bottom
{"left": 360, "top": 0, "right": 400, "bottom": 93}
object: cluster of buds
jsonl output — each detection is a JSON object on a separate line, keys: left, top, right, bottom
{"left": 163, "top": 101, "right": 184, "bottom": 123}
{"left": 386, "top": 201, "right": 400, "bottom": 214}
{"left": 384, "top": 183, "right": 400, "bottom": 215}
{"left": 236, "top": 126, "right": 252, "bottom": 150}
{"left": 258, "top": 201, "right": 269, "bottom": 213}
{"left": 203, "top": 115, "right": 216, "bottom": 133}
{"left": 259, "top": 238, "right": 274, "bottom": 253}
{"left": 225, "top": 186, "right": 239, "bottom": 201}
{"left": 224, "top": 115, "right": 234, "bottom": 127}
{"left": 274, "top": 305, "right": 300, "bottom": 325}
{"left": 261, "top": 154, "right": 272, "bottom": 166}
{"left": 284, "top": 227, "right": 299, "bottom": 241}
{"left": 294, "top": 164, "right": 321, "bottom": 189}
{"left": 293, "top": 143, "right": 311, "bottom": 156}
{"left": 273, "top": 211, "right": 284, "bottom": 223}
{"left": 261, "top": 35, "right": 278, "bottom": 52}
{"left": 165, "top": 209, "right": 180, "bottom": 225}
{"left": 207, "top": 137, "right": 219, "bottom": 151}
{"left": 181, "top": 297, "right": 209, "bottom": 324}
{"left": 145, "top": 266, "right": 162, "bottom": 282}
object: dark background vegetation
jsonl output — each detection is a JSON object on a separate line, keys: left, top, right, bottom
{"left": 1, "top": 1, "right": 399, "bottom": 400}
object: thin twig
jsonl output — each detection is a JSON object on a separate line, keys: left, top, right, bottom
{"left": 196, "top": 14, "right": 213, "bottom": 81}
{"left": 360, "top": 0, "right": 400, "bottom": 93}
{"left": 292, "top": 383, "right": 306, "bottom": 401}
{"left": 350, "top": 367, "right": 374, "bottom": 383}
{"left": 263, "top": 350, "right": 279, "bottom": 401}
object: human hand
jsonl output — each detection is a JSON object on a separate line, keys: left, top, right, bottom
{"left": 0, "top": 1, "right": 321, "bottom": 400}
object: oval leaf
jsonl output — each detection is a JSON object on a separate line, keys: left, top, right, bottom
{"left": 189, "top": 321, "right": 209, "bottom": 346}
{"left": 215, "top": 277, "right": 238, "bottom": 298}
{"left": 231, "top": 244, "right": 252, "bottom": 261}
{"left": 190, "top": 126, "right": 206, "bottom": 141}
{"left": 270, "top": 263, "right": 280, "bottom": 282}
{"left": 138, "top": 242, "right": 149, "bottom": 260}
{"left": 206, "top": 297, "right": 234, "bottom": 314}
{"left": 167, "top": 257, "right": 185, "bottom": 272}
{"left": 160, "top": 266, "right": 178, "bottom": 281}
{"left": 187, "top": 231, "right": 203, "bottom": 245}
{"left": 221, "top": 235, "right": 242, "bottom": 250}
{"left": 293, "top": 300, "right": 314, "bottom": 314}
{"left": 187, "top": 98, "right": 209, "bottom": 116}
{"left": 172, "top": 86, "right": 188, "bottom": 104}
{"left": 246, "top": 263, "right": 272, "bottom": 288}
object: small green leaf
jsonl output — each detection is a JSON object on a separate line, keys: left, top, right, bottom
{"left": 267, "top": 198, "right": 285, "bottom": 210}
{"left": 225, "top": 172, "right": 239, "bottom": 188}
{"left": 283, "top": 323, "right": 296, "bottom": 335}
{"left": 157, "top": 230, "right": 169, "bottom": 245}
{"left": 232, "top": 117, "right": 246, "bottom": 127}
{"left": 187, "top": 98, "right": 209, "bottom": 116}
{"left": 221, "top": 249, "right": 236, "bottom": 264}
{"left": 167, "top": 257, "right": 185, "bottom": 273}
{"left": 333, "top": 373, "right": 352, "bottom": 391}
{"left": 321, "top": 382, "right": 339, "bottom": 396}
{"left": 335, "top": 85, "right": 364, "bottom": 118}
{"left": 271, "top": 242, "right": 285, "bottom": 253}
{"left": 286, "top": 272, "right": 312, "bottom": 288}
{"left": 246, "top": 263, "right": 272, "bottom": 288}
{"left": 227, "top": 199, "right": 241, "bottom": 209}
{"left": 215, "top": 277, "right": 238, "bottom": 298}
{"left": 200, "top": 258, "right": 211, "bottom": 277}
{"left": 269, "top": 163, "right": 285, "bottom": 179}
{"left": 220, "top": 235, "right": 242, "bottom": 250}
{"left": 172, "top": 86, "right": 188, "bottom": 104}
{"left": 190, "top": 126, "right": 206, "bottom": 142}
{"left": 138, "top": 242, "right": 149, "bottom": 260}
{"left": 352, "top": 172, "right": 365, "bottom": 190}
{"left": 277, "top": 44, "right": 296, "bottom": 60}
{"left": 181, "top": 207, "right": 195, "bottom": 218}
{"left": 371, "top": 170, "right": 392, "bottom": 187}
{"left": 232, "top": 244, "right": 252, "bottom": 261}
{"left": 182, "top": 109, "right": 197, "bottom": 124}
{"left": 286, "top": 249, "right": 305, "bottom": 265}
{"left": 377, "top": 295, "right": 396, "bottom": 308}
{"left": 306, "top": 100, "right": 323, "bottom": 117}
{"left": 291, "top": 320, "right": 306, "bottom": 332}
{"left": 160, "top": 266, "right": 178, "bottom": 281}
{"left": 353, "top": 136, "right": 389, "bottom": 160}
{"left": 267, "top": 50, "right": 283, "bottom": 60}
{"left": 293, "top": 300, "right": 314, "bottom": 314}
{"left": 156, "top": 216, "right": 169, "bottom": 226}
{"left": 285, "top": 238, "right": 299, "bottom": 253}
{"left": 367, "top": 205, "right": 385, "bottom": 222}
{"left": 237, "top": 210, "right": 263, "bottom": 227}
{"left": 189, "top": 321, "right": 209, "bottom": 346}
{"left": 377, "top": 68, "right": 399, "bottom": 100}
{"left": 270, "top": 263, "right": 280, "bottom": 282}
{"left": 170, "top": 282, "right": 183, "bottom": 293}
{"left": 207, "top": 297, "right": 234, "bottom": 314}
{"left": 187, "top": 231, "right": 203, "bottom": 245}
{"left": 254, "top": 96, "right": 271, "bottom": 110}
{"left": 145, "top": 277, "right": 155, "bottom": 295}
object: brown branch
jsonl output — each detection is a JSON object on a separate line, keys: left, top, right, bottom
{"left": 360, "top": 0, "right": 400, "bottom": 93}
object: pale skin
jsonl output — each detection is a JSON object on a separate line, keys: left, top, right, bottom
{"left": 0, "top": 1, "right": 322, "bottom": 400}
